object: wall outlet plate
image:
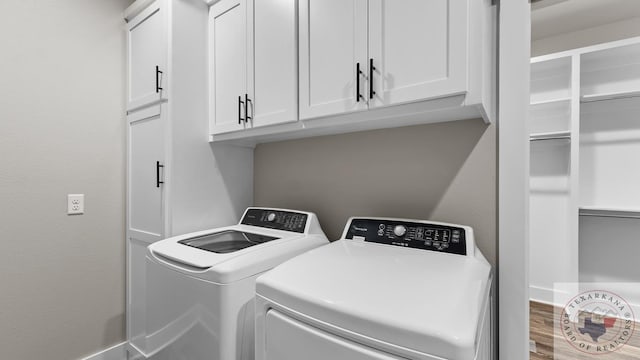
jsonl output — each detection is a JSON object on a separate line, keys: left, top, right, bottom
{"left": 67, "top": 194, "right": 84, "bottom": 215}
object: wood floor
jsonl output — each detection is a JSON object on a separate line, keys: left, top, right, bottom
{"left": 530, "top": 301, "right": 640, "bottom": 359}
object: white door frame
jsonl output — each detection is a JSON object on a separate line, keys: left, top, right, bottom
{"left": 497, "top": 1, "right": 530, "bottom": 359}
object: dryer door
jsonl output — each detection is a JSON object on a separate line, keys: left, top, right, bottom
{"left": 264, "top": 310, "right": 404, "bottom": 360}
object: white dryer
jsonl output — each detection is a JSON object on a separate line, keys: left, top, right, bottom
{"left": 143, "top": 207, "right": 328, "bottom": 360}
{"left": 256, "top": 217, "right": 493, "bottom": 360}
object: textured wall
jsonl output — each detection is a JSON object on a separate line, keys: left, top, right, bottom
{"left": 0, "top": 0, "right": 132, "bottom": 359}
{"left": 254, "top": 119, "right": 497, "bottom": 265}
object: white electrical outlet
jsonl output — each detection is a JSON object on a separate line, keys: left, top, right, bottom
{"left": 67, "top": 194, "right": 85, "bottom": 215}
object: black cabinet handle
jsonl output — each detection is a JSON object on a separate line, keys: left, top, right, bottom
{"left": 356, "top": 62, "right": 365, "bottom": 102}
{"left": 238, "top": 95, "right": 245, "bottom": 124}
{"left": 156, "top": 161, "right": 164, "bottom": 188}
{"left": 245, "top": 94, "right": 252, "bottom": 123}
{"left": 369, "top": 58, "right": 376, "bottom": 99}
{"left": 155, "top": 66, "right": 163, "bottom": 93}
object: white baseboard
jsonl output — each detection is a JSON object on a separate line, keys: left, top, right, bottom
{"left": 531, "top": 284, "right": 640, "bottom": 323}
{"left": 530, "top": 286, "right": 577, "bottom": 308}
{"left": 529, "top": 285, "right": 559, "bottom": 306}
{"left": 80, "top": 341, "right": 127, "bottom": 360}
{"left": 126, "top": 342, "right": 146, "bottom": 360}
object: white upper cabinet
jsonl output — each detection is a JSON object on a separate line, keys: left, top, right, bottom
{"left": 127, "top": 0, "right": 167, "bottom": 111}
{"left": 368, "top": 0, "right": 467, "bottom": 108}
{"left": 295, "top": 0, "right": 494, "bottom": 126}
{"left": 210, "top": 0, "right": 248, "bottom": 134}
{"left": 298, "top": 0, "right": 368, "bottom": 120}
{"left": 209, "top": 0, "right": 495, "bottom": 144}
{"left": 210, "top": 0, "right": 298, "bottom": 135}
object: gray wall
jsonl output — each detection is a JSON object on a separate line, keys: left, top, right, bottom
{"left": 0, "top": 0, "right": 132, "bottom": 359}
{"left": 255, "top": 119, "right": 497, "bottom": 265}
{"left": 532, "top": 16, "right": 640, "bottom": 56}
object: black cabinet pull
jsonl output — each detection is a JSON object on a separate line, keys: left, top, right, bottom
{"left": 156, "top": 161, "right": 164, "bottom": 188}
{"left": 245, "top": 94, "right": 252, "bottom": 123}
{"left": 356, "top": 63, "right": 364, "bottom": 102}
{"left": 238, "top": 95, "right": 245, "bottom": 124}
{"left": 369, "top": 58, "right": 376, "bottom": 99}
{"left": 155, "top": 66, "right": 163, "bottom": 93}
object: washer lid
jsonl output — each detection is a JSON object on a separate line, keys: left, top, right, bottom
{"left": 256, "top": 240, "right": 492, "bottom": 359}
{"left": 148, "top": 225, "right": 327, "bottom": 284}
{"left": 148, "top": 208, "right": 328, "bottom": 284}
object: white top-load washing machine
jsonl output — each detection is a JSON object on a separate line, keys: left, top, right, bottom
{"left": 255, "top": 217, "right": 493, "bottom": 360}
{"left": 143, "top": 207, "right": 328, "bottom": 360}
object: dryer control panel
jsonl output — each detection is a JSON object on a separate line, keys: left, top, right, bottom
{"left": 241, "top": 208, "right": 308, "bottom": 233}
{"left": 345, "top": 218, "right": 468, "bottom": 256}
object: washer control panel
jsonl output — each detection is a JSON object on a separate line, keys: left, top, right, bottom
{"left": 241, "top": 208, "right": 308, "bottom": 233}
{"left": 345, "top": 218, "right": 467, "bottom": 256}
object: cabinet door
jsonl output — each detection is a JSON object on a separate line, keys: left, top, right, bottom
{"left": 127, "top": 0, "right": 167, "bottom": 111}
{"left": 128, "top": 105, "right": 165, "bottom": 241}
{"left": 299, "top": 0, "right": 368, "bottom": 120}
{"left": 209, "top": 0, "right": 248, "bottom": 134}
{"left": 368, "top": 0, "right": 468, "bottom": 108}
{"left": 248, "top": 0, "right": 298, "bottom": 128}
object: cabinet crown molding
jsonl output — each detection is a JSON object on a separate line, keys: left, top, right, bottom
{"left": 124, "top": 0, "right": 157, "bottom": 22}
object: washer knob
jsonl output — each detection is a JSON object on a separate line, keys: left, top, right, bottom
{"left": 393, "top": 225, "right": 407, "bottom": 237}
{"left": 267, "top": 212, "right": 277, "bottom": 222}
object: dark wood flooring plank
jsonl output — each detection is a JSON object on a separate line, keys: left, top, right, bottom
{"left": 529, "top": 301, "right": 640, "bottom": 359}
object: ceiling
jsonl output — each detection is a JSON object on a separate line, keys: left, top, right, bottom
{"left": 531, "top": 0, "right": 640, "bottom": 40}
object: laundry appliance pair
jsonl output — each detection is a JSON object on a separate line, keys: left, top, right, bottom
{"left": 141, "top": 207, "right": 492, "bottom": 360}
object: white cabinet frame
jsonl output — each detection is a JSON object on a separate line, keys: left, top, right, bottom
{"left": 498, "top": 1, "right": 530, "bottom": 359}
